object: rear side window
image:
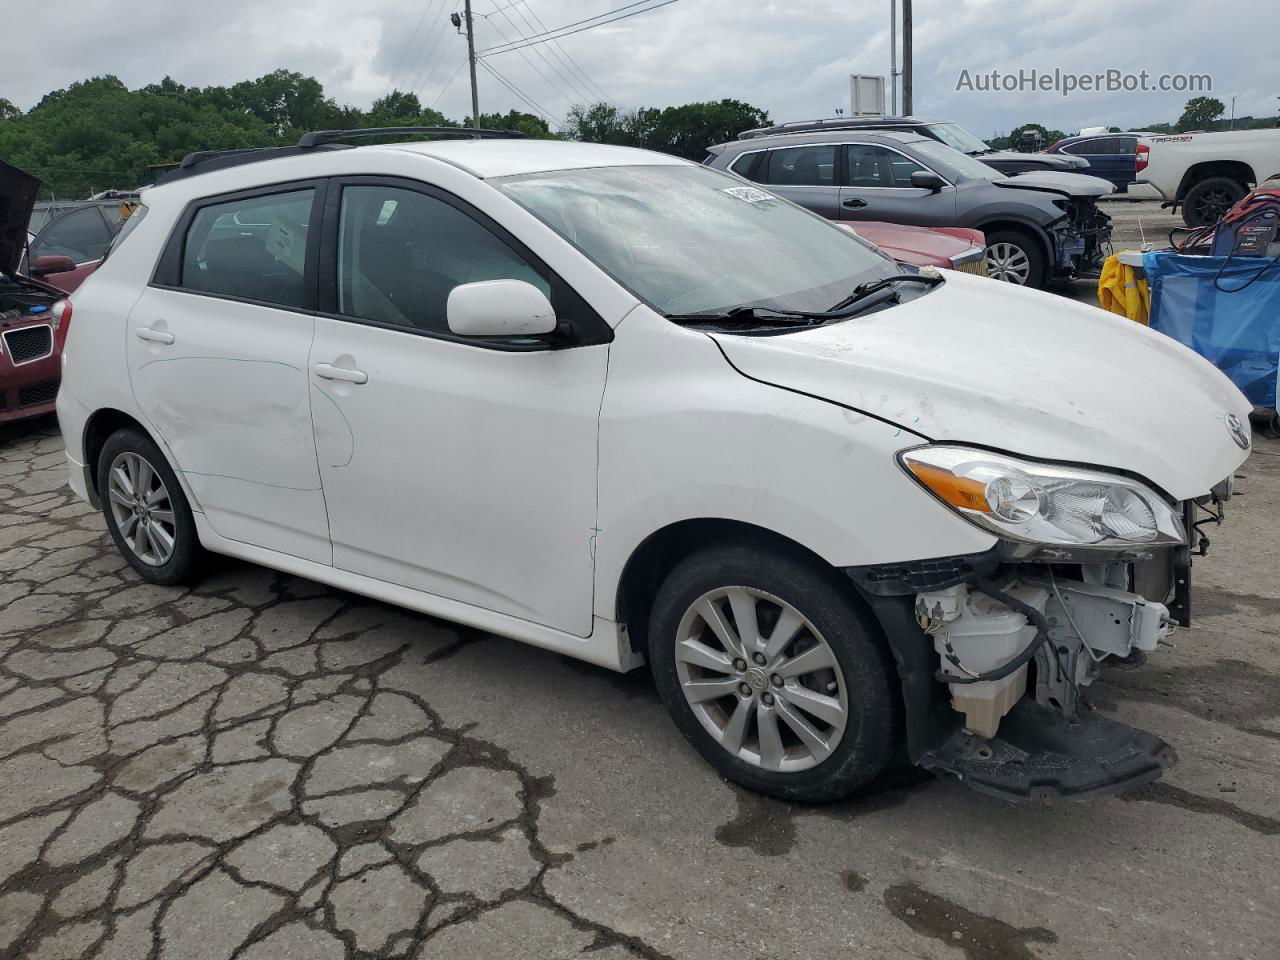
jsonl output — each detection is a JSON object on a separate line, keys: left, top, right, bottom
{"left": 31, "top": 207, "right": 114, "bottom": 263}
{"left": 763, "top": 145, "right": 837, "bottom": 186}
{"left": 178, "top": 189, "right": 314, "bottom": 309}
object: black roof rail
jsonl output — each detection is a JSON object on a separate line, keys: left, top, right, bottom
{"left": 296, "top": 126, "right": 526, "bottom": 148}
{"left": 736, "top": 116, "right": 916, "bottom": 140}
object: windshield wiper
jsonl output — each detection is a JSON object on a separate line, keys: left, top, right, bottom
{"left": 665, "top": 305, "right": 826, "bottom": 327}
{"left": 826, "top": 273, "right": 945, "bottom": 314}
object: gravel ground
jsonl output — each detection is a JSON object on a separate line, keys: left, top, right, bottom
{"left": 0, "top": 326, "right": 1278, "bottom": 957}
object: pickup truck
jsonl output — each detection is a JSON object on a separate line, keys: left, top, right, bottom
{"left": 1138, "top": 129, "right": 1280, "bottom": 226}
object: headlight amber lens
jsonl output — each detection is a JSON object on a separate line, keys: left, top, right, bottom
{"left": 901, "top": 446, "right": 1183, "bottom": 548}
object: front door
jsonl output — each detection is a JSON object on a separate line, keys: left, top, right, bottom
{"left": 307, "top": 180, "right": 608, "bottom": 636}
{"left": 126, "top": 184, "right": 332, "bottom": 564}
{"left": 839, "top": 143, "right": 957, "bottom": 225}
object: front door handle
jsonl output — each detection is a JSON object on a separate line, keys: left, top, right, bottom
{"left": 313, "top": 362, "right": 368, "bottom": 385}
{"left": 135, "top": 327, "right": 175, "bottom": 345}
{"left": 842, "top": 197, "right": 868, "bottom": 209}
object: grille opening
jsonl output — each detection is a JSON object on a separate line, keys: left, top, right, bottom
{"left": 4, "top": 325, "right": 54, "bottom": 365}
{"left": 17, "top": 379, "right": 59, "bottom": 408}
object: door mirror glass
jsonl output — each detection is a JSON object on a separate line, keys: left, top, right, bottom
{"left": 447, "top": 279, "right": 557, "bottom": 338}
{"left": 910, "top": 170, "right": 946, "bottom": 191}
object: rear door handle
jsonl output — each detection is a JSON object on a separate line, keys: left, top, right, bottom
{"left": 135, "top": 327, "right": 175, "bottom": 344}
{"left": 313, "top": 362, "right": 368, "bottom": 384}
{"left": 842, "top": 197, "right": 868, "bottom": 209}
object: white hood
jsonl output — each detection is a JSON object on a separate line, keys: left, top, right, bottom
{"left": 713, "top": 270, "right": 1252, "bottom": 500}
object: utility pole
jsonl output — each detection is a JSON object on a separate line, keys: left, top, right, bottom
{"left": 452, "top": 3, "right": 481, "bottom": 128}
{"left": 464, "top": 0, "right": 480, "bottom": 128}
{"left": 902, "top": 0, "right": 913, "bottom": 116}
{"left": 890, "top": 0, "right": 898, "bottom": 114}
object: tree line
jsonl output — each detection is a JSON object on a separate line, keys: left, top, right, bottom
{"left": 0, "top": 71, "right": 769, "bottom": 200}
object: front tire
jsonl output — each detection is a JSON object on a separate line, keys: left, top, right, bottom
{"left": 97, "top": 428, "right": 204, "bottom": 585}
{"left": 648, "top": 543, "right": 898, "bottom": 803}
{"left": 985, "top": 229, "right": 1047, "bottom": 288}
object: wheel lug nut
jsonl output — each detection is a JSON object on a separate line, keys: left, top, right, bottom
{"left": 733, "top": 658, "right": 747, "bottom": 672}
{"left": 752, "top": 653, "right": 767, "bottom": 666}
{"left": 738, "top": 682, "right": 753, "bottom": 697}
{"left": 762, "top": 692, "right": 774, "bottom": 706}
{"left": 771, "top": 674, "right": 782, "bottom": 687}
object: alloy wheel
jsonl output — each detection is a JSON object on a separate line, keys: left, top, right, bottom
{"left": 1192, "top": 188, "right": 1233, "bottom": 225}
{"left": 986, "top": 242, "right": 1031, "bottom": 284}
{"left": 107, "top": 451, "right": 177, "bottom": 566}
{"left": 674, "top": 586, "right": 848, "bottom": 772}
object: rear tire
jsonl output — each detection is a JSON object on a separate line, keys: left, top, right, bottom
{"left": 97, "top": 428, "right": 204, "bottom": 585}
{"left": 1181, "top": 177, "right": 1246, "bottom": 227}
{"left": 648, "top": 542, "right": 898, "bottom": 803}
{"left": 985, "top": 229, "right": 1048, "bottom": 288}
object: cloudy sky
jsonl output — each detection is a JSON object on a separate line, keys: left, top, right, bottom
{"left": 2, "top": 0, "right": 1277, "bottom": 136}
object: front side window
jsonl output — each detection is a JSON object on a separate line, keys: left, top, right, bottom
{"left": 31, "top": 207, "right": 114, "bottom": 263}
{"left": 763, "top": 145, "right": 836, "bottom": 186}
{"left": 846, "top": 145, "right": 924, "bottom": 187}
{"left": 496, "top": 164, "right": 894, "bottom": 317}
{"left": 336, "top": 185, "right": 550, "bottom": 333}
{"left": 180, "top": 189, "right": 314, "bottom": 308}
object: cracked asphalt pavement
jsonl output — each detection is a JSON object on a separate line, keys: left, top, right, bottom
{"left": 1, "top": 414, "right": 1278, "bottom": 960}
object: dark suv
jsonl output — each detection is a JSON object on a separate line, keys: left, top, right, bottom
{"left": 707, "top": 129, "right": 1113, "bottom": 288}
{"left": 732, "top": 117, "right": 1090, "bottom": 177}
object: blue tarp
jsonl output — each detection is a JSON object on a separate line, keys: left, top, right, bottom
{"left": 1144, "top": 251, "right": 1280, "bottom": 409}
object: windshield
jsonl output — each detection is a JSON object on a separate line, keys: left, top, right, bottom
{"left": 494, "top": 164, "right": 895, "bottom": 316}
{"left": 909, "top": 139, "right": 1004, "bottom": 183}
{"left": 925, "top": 122, "right": 992, "bottom": 155}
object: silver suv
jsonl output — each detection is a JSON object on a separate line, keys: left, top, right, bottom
{"left": 706, "top": 129, "right": 1114, "bottom": 288}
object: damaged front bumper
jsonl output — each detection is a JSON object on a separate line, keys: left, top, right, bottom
{"left": 1050, "top": 198, "right": 1112, "bottom": 279}
{"left": 845, "top": 491, "right": 1227, "bottom": 802}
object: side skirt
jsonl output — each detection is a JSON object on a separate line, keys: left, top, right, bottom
{"left": 193, "top": 516, "right": 642, "bottom": 672}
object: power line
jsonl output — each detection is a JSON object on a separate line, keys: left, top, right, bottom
{"left": 506, "top": 1, "right": 614, "bottom": 105}
{"left": 478, "top": 59, "right": 563, "bottom": 127}
{"left": 406, "top": 3, "right": 460, "bottom": 101}
{"left": 430, "top": 57, "right": 469, "bottom": 107}
{"left": 476, "top": 0, "right": 683, "bottom": 57}
{"left": 383, "top": 2, "right": 436, "bottom": 98}
{"left": 482, "top": 6, "right": 594, "bottom": 107}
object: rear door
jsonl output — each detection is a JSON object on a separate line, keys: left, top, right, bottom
{"left": 838, "top": 143, "right": 958, "bottom": 225}
{"left": 126, "top": 182, "right": 332, "bottom": 564}
{"left": 752, "top": 143, "right": 842, "bottom": 219}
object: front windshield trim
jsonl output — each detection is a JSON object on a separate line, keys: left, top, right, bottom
{"left": 492, "top": 164, "right": 899, "bottom": 324}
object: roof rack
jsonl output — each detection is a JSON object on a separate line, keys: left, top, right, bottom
{"left": 154, "top": 126, "right": 527, "bottom": 187}
{"left": 296, "top": 126, "right": 526, "bottom": 148}
{"left": 736, "top": 116, "right": 913, "bottom": 140}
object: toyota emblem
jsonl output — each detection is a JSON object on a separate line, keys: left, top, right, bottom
{"left": 1226, "top": 413, "right": 1250, "bottom": 450}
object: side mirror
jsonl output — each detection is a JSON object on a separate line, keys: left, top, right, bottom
{"left": 910, "top": 171, "right": 946, "bottom": 192}
{"left": 30, "top": 254, "right": 77, "bottom": 277}
{"left": 447, "top": 279, "right": 557, "bottom": 338}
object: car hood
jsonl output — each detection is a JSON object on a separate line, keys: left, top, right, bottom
{"left": 0, "top": 160, "right": 40, "bottom": 277}
{"left": 712, "top": 270, "right": 1251, "bottom": 500}
{"left": 981, "top": 150, "right": 1088, "bottom": 171}
{"left": 991, "top": 171, "right": 1115, "bottom": 198}
{"left": 837, "top": 222, "right": 980, "bottom": 267}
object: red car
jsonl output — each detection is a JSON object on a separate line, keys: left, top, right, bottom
{"left": 837, "top": 221, "right": 988, "bottom": 275}
{"left": 22, "top": 196, "right": 135, "bottom": 293}
{"left": 1, "top": 161, "right": 74, "bottom": 424}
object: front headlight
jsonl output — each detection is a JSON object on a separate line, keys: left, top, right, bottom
{"left": 900, "top": 445, "right": 1185, "bottom": 548}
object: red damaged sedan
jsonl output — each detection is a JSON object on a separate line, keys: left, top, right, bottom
{"left": 1, "top": 161, "right": 73, "bottom": 424}
{"left": 837, "top": 221, "right": 988, "bottom": 275}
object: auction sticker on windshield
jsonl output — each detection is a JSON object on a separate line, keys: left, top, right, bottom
{"left": 722, "top": 185, "right": 776, "bottom": 203}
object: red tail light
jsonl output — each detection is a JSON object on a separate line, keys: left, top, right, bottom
{"left": 1135, "top": 144, "right": 1149, "bottom": 173}
{"left": 50, "top": 299, "right": 73, "bottom": 341}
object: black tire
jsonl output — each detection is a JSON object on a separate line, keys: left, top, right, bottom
{"left": 96, "top": 427, "right": 205, "bottom": 585}
{"left": 1181, "top": 176, "right": 1246, "bottom": 227}
{"left": 648, "top": 542, "right": 898, "bottom": 803}
{"left": 984, "top": 229, "right": 1048, "bottom": 289}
